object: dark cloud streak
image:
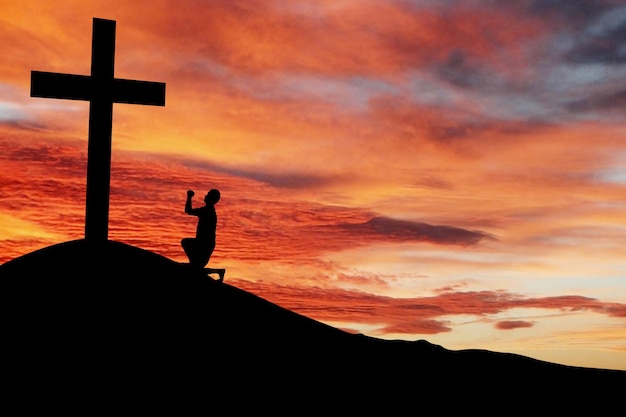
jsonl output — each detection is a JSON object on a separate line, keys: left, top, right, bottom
{"left": 529, "top": 0, "right": 621, "bottom": 27}
{"left": 564, "top": 13, "right": 626, "bottom": 65}
{"left": 567, "top": 25, "right": 626, "bottom": 65}
{"left": 336, "top": 216, "right": 494, "bottom": 246}
{"left": 566, "top": 89, "right": 626, "bottom": 113}
{"left": 175, "top": 157, "right": 337, "bottom": 190}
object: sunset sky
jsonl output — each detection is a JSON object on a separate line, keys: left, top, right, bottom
{"left": 2, "top": 0, "right": 626, "bottom": 371}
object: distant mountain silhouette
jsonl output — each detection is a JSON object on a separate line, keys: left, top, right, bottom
{"left": 1, "top": 240, "right": 624, "bottom": 413}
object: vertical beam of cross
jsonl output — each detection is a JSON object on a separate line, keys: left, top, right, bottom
{"left": 30, "top": 18, "right": 166, "bottom": 242}
{"left": 87, "top": 18, "right": 115, "bottom": 244}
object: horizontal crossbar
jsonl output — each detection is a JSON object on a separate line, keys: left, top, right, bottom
{"left": 30, "top": 71, "right": 166, "bottom": 106}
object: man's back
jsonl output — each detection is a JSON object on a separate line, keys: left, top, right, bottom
{"left": 192, "top": 205, "right": 217, "bottom": 242}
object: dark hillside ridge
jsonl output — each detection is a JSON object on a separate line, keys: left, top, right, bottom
{"left": 1, "top": 240, "right": 624, "bottom": 411}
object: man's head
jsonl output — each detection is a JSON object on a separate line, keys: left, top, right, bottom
{"left": 204, "top": 189, "right": 221, "bottom": 205}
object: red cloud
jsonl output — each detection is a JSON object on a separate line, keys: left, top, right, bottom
{"left": 496, "top": 320, "right": 534, "bottom": 330}
{"left": 2, "top": 125, "right": 625, "bottom": 342}
{"left": 230, "top": 279, "right": 626, "bottom": 336}
{"left": 381, "top": 320, "right": 452, "bottom": 335}
{"left": 0, "top": 126, "right": 492, "bottom": 268}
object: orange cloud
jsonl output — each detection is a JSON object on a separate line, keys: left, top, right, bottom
{"left": 123, "top": 0, "right": 550, "bottom": 81}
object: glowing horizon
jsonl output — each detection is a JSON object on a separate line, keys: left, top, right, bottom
{"left": 1, "top": 0, "right": 626, "bottom": 371}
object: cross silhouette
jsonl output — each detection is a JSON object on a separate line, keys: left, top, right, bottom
{"left": 30, "top": 18, "right": 166, "bottom": 242}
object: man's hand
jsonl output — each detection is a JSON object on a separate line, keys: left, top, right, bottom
{"left": 187, "top": 190, "right": 195, "bottom": 198}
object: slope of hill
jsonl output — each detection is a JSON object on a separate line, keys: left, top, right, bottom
{"left": 1, "top": 240, "right": 624, "bottom": 412}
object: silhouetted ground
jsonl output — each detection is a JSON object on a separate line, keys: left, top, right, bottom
{"left": 1, "top": 240, "right": 624, "bottom": 413}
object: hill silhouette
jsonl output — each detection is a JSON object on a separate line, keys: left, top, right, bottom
{"left": 1, "top": 240, "right": 624, "bottom": 412}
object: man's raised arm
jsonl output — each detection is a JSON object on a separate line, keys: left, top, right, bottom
{"left": 185, "top": 190, "right": 194, "bottom": 214}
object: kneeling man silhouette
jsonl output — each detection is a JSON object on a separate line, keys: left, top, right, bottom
{"left": 181, "top": 189, "right": 225, "bottom": 282}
